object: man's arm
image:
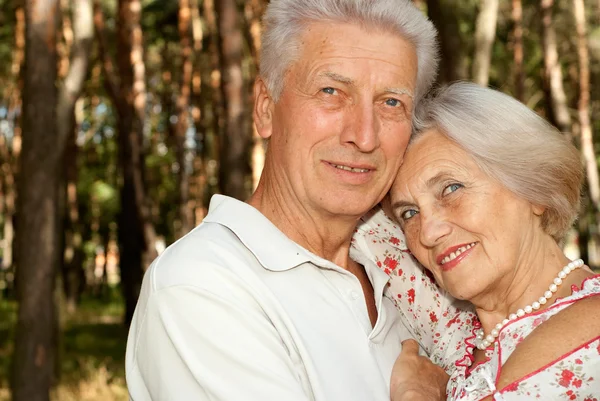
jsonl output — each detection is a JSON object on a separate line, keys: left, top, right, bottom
{"left": 126, "top": 281, "right": 312, "bottom": 401}
{"left": 390, "top": 340, "right": 448, "bottom": 401}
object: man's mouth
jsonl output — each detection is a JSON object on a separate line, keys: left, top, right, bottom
{"left": 328, "top": 162, "right": 371, "bottom": 173}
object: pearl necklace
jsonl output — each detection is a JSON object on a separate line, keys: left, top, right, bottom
{"left": 474, "top": 258, "right": 584, "bottom": 350}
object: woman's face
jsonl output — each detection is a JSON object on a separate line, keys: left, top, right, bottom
{"left": 389, "top": 129, "right": 544, "bottom": 302}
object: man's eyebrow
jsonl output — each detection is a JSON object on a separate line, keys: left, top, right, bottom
{"left": 319, "top": 71, "right": 355, "bottom": 85}
{"left": 384, "top": 87, "right": 413, "bottom": 98}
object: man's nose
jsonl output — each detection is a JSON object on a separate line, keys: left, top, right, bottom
{"left": 340, "top": 102, "right": 379, "bottom": 152}
{"left": 419, "top": 208, "right": 452, "bottom": 248}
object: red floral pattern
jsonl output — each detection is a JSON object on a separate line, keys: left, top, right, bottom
{"left": 352, "top": 207, "right": 600, "bottom": 401}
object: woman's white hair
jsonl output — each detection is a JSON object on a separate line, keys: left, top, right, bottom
{"left": 260, "top": 0, "right": 439, "bottom": 106}
{"left": 412, "top": 82, "right": 583, "bottom": 241}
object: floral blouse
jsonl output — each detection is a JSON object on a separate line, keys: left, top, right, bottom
{"left": 351, "top": 206, "right": 600, "bottom": 401}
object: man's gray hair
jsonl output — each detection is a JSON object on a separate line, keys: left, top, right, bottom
{"left": 260, "top": 0, "right": 439, "bottom": 106}
{"left": 412, "top": 82, "right": 583, "bottom": 241}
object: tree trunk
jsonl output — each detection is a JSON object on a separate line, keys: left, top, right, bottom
{"left": 57, "top": 0, "right": 93, "bottom": 314}
{"left": 189, "top": 0, "right": 207, "bottom": 223}
{"left": 216, "top": 0, "right": 250, "bottom": 200}
{"left": 511, "top": 0, "right": 524, "bottom": 101}
{"left": 540, "top": 0, "right": 572, "bottom": 138}
{"left": 1, "top": 5, "right": 25, "bottom": 274}
{"left": 472, "top": 0, "right": 499, "bottom": 86}
{"left": 202, "top": 0, "right": 224, "bottom": 197}
{"left": 426, "top": 0, "right": 469, "bottom": 83}
{"left": 175, "top": 0, "right": 193, "bottom": 237}
{"left": 116, "top": 0, "right": 157, "bottom": 325}
{"left": 573, "top": 0, "right": 599, "bottom": 209}
{"left": 11, "top": 0, "right": 60, "bottom": 400}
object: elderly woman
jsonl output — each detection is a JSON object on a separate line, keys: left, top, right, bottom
{"left": 353, "top": 82, "right": 600, "bottom": 400}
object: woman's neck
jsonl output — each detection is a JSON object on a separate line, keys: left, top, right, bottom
{"left": 473, "top": 237, "right": 574, "bottom": 334}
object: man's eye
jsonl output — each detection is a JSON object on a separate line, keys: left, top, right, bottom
{"left": 321, "top": 87, "right": 337, "bottom": 95}
{"left": 400, "top": 209, "right": 418, "bottom": 220}
{"left": 442, "top": 183, "right": 463, "bottom": 196}
{"left": 385, "top": 98, "right": 401, "bottom": 107}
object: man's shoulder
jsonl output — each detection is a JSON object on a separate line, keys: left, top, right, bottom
{"left": 148, "top": 221, "right": 261, "bottom": 292}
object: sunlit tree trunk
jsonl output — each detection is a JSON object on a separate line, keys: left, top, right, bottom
{"left": 511, "top": 0, "right": 524, "bottom": 101}
{"left": 540, "top": 0, "right": 572, "bottom": 138}
{"left": 174, "top": 0, "right": 193, "bottom": 237}
{"left": 1, "top": 5, "right": 25, "bottom": 274}
{"left": 426, "top": 0, "right": 469, "bottom": 83}
{"left": 202, "top": 0, "right": 224, "bottom": 198}
{"left": 573, "top": 0, "right": 599, "bottom": 209}
{"left": 216, "top": 0, "right": 250, "bottom": 200}
{"left": 472, "top": 0, "right": 499, "bottom": 86}
{"left": 57, "top": 0, "right": 93, "bottom": 313}
{"left": 189, "top": 0, "right": 207, "bottom": 223}
{"left": 11, "top": 0, "right": 60, "bottom": 399}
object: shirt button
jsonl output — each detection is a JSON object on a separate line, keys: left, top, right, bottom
{"left": 349, "top": 290, "right": 359, "bottom": 300}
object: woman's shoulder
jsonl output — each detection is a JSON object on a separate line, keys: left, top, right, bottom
{"left": 495, "top": 273, "right": 600, "bottom": 390}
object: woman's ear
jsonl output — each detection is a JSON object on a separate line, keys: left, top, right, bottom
{"left": 532, "top": 204, "right": 546, "bottom": 216}
{"left": 253, "top": 78, "right": 275, "bottom": 139}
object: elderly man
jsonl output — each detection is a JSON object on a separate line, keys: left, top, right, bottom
{"left": 126, "top": 0, "right": 445, "bottom": 400}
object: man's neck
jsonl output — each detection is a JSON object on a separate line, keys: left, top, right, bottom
{"left": 248, "top": 183, "right": 361, "bottom": 270}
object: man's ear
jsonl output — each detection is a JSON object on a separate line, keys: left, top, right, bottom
{"left": 253, "top": 78, "right": 275, "bottom": 139}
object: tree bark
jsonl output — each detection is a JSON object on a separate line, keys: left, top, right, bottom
{"left": 472, "top": 0, "right": 499, "bottom": 86}
{"left": 573, "top": 0, "right": 599, "bottom": 209}
{"left": 511, "top": 0, "right": 524, "bottom": 101}
{"left": 11, "top": 0, "right": 60, "bottom": 400}
{"left": 426, "top": 0, "right": 469, "bottom": 83}
{"left": 216, "top": 0, "right": 250, "bottom": 200}
{"left": 540, "top": 0, "right": 572, "bottom": 138}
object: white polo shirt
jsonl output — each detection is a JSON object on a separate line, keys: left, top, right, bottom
{"left": 125, "top": 195, "right": 415, "bottom": 401}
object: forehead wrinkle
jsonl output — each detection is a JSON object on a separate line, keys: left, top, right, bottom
{"left": 391, "top": 198, "right": 416, "bottom": 211}
{"left": 425, "top": 171, "right": 457, "bottom": 188}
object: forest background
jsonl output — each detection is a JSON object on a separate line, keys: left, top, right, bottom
{"left": 0, "top": 0, "right": 598, "bottom": 400}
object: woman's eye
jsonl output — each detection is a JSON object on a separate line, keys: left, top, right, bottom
{"left": 385, "top": 98, "right": 401, "bottom": 107}
{"left": 442, "top": 183, "right": 463, "bottom": 196}
{"left": 400, "top": 209, "right": 418, "bottom": 221}
{"left": 321, "top": 87, "right": 337, "bottom": 95}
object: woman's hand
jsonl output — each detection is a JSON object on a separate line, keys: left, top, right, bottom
{"left": 390, "top": 340, "right": 449, "bottom": 401}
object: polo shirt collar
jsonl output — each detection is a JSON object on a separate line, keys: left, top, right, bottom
{"left": 203, "top": 195, "right": 334, "bottom": 272}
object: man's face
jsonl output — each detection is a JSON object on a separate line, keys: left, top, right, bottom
{"left": 256, "top": 21, "right": 418, "bottom": 219}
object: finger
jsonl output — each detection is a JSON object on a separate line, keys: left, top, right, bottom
{"left": 400, "top": 339, "right": 420, "bottom": 354}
